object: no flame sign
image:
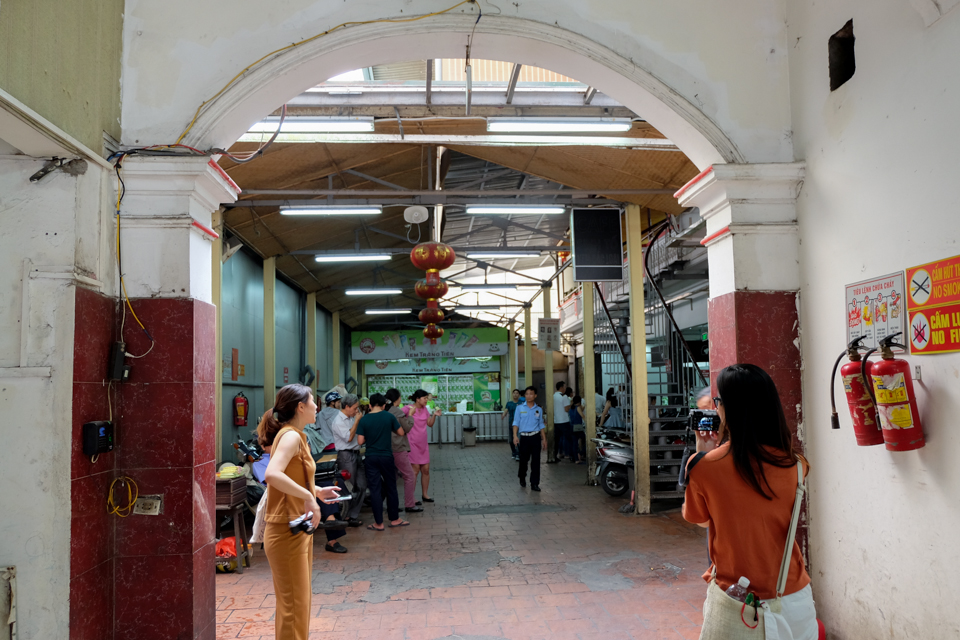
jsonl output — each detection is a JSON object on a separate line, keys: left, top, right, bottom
{"left": 907, "top": 254, "right": 960, "bottom": 355}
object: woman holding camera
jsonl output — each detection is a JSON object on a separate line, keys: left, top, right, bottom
{"left": 257, "top": 384, "right": 342, "bottom": 640}
{"left": 683, "top": 364, "right": 817, "bottom": 639}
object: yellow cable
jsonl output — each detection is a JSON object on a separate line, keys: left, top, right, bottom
{"left": 108, "top": 477, "right": 139, "bottom": 517}
{"left": 176, "top": 0, "right": 476, "bottom": 144}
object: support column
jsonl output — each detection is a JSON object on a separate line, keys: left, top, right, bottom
{"left": 110, "top": 156, "right": 239, "bottom": 640}
{"left": 263, "top": 257, "right": 276, "bottom": 409}
{"left": 583, "top": 284, "right": 598, "bottom": 482}
{"left": 523, "top": 306, "right": 532, "bottom": 389}
{"left": 677, "top": 162, "right": 806, "bottom": 537}
{"left": 212, "top": 208, "right": 224, "bottom": 464}
{"left": 332, "top": 311, "right": 341, "bottom": 386}
{"left": 351, "top": 359, "right": 359, "bottom": 393}
{"left": 306, "top": 293, "right": 317, "bottom": 395}
{"left": 676, "top": 163, "right": 805, "bottom": 431}
{"left": 507, "top": 320, "right": 516, "bottom": 394}
{"left": 626, "top": 204, "right": 651, "bottom": 514}
{"left": 543, "top": 284, "right": 555, "bottom": 461}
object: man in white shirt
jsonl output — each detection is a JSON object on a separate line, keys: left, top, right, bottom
{"left": 551, "top": 381, "right": 572, "bottom": 463}
{"left": 332, "top": 394, "right": 366, "bottom": 526}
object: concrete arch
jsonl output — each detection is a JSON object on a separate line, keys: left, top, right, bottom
{"left": 179, "top": 15, "right": 744, "bottom": 169}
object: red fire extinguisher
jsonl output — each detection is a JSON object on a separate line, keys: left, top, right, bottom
{"left": 861, "top": 332, "right": 925, "bottom": 452}
{"left": 830, "top": 336, "right": 884, "bottom": 446}
{"left": 233, "top": 392, "right": 249, "bottom": 427}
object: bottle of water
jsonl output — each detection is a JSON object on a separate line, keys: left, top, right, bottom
{"left": 725, "top": 576, "right": 751, "bottom": 602}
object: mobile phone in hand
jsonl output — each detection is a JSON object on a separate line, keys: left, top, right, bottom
{"left": 327, "top": 493, "right": 352, "bottom": 503}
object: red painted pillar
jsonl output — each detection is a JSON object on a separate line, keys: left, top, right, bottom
{"left": 68, "top": 157, "right": 238, "bottom": 640}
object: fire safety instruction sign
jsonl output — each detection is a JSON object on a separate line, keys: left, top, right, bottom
{"left": 845, "top": 272, "right": 906, "bottom": 351}
{"left": 906, "top": 254, "right": 960, "bottom": 354}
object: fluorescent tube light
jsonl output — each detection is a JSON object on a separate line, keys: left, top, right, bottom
{"left": 365, "top": 309, "right": 412, "bottom": 315}
{"left": 487, "top": 117, "right": 632, "bottom": 133}
{"left": 249, "top": 116, "right": 375, "bottom": 133}
{"left": 467, "top": 252, "right": 541, "bottom": 259}
{"left": 345, "top": 289, "right": 402, "bottom": 295}
{"left": 454, "top": 305, "right": 503, "bottom": 311}
{"left": 281, "top": 205, "right": 381, "bottom": 215}
{"left": 466, "top": 205, "right": 566, "bottom": 215}
{"left": 315, "top": 254, "right": 392, "bottom": 263}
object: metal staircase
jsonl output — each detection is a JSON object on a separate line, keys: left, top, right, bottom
{"left": 590, "top": 215, "right": 710, "bottom": 502}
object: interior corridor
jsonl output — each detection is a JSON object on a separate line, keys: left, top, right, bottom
{"left": 215, "top": 443, "right": 707, "bottom": 640}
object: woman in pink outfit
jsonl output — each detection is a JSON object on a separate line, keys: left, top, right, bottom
{"left": 404, "top": 389, "right": 441, "bottom": 502}
{"left": 385, "top": 388, "right": 420, "bottom": 512}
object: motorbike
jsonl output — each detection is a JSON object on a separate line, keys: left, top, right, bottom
{"left": 592, "top": 437, "right": 634, "bottom": 497}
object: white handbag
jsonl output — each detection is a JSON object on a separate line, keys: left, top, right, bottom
{"left": 250, "top": 486, "right": 268, "bottom": 544}
{"left": 699, "top": 461, "right": 806, "bottom": 640}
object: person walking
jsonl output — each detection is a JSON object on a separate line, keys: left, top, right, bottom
{"left": 501, "top": 388, "right": 522, "bottom": 461}
{"left": 683, "top": 364, "right": 817, "bottom": 639}
{"left": 331, "top": 394, "right": 366, "bottom": 527}
{"left": 405, "top": 389, "right": 441, "bottom": 503}
{"left": 569, "top": 394, "right": 586, "bottom": 463}
{"left": 257, "top": 384, "right": 342, "bottom": 640}
{"left": 513, "top": 386, "right": 547, "bottom": 492}
{"left": 385, "top": 388, "right": 421, "bottom": 513}
{"left": 599, "top": 388, "right": 624, "bottom": 430}
{"left": 550, "top": 381, "right": 572, "bottom": 462}
{"left": 357, "top": 394, "right": 410, "bottom": 530}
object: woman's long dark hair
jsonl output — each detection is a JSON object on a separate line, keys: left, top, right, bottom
{"left": 410, "top": 389, "right": 430, "bottom": 402}
{"left": 716, "top": 364, "right": 800, "bottom": 500}
{"left": 385, "top": 388, "right": 401, "bottom": 408}
{"left": 257, "top": 383, "right": 312, "bottom": 447}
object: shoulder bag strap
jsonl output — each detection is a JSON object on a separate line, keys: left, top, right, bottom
{"left": 775, "top": 461, "right": 806, "bottom": 598}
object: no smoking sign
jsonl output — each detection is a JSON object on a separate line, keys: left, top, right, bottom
{"left": 906, "top": 254, "right": 960, "bottom": 355}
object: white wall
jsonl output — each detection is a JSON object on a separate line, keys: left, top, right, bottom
{"left": 788, "top": 1, "right": 960, "bottom": 637}
{"left": 120, "top": 0, "right": 795, "bottom": 166}
{"left": 0, "top": 157, "right": 114, "bottom": 640}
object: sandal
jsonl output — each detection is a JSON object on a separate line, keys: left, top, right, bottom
{"left": 366, "top": 524, "right": 384, "bottom": 531}
{"left": 388, "top": 520, "right": 410, "bottom": 527}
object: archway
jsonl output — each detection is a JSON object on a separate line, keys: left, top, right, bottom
{"left": 178, "top": 15, "right": 743, "bottom": 169}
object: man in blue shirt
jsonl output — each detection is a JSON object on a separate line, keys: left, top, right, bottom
{"left": 512, "top": 386, "right": 547, "bottom": 491}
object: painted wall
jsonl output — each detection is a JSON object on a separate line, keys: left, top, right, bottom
{"left": 0, "top": 156, "right": 116, "bottom": 640}
{"left": 120, "top": 0, "right": 794, "bottom": 166}
{"left": 220, "top": 248, "right": 336, "bottom": 461}
{"left": 788, "top": 1, "right": 960, "bottom": 637}
{"left": 0, "top": 0, "right": 124, "bottom": 151}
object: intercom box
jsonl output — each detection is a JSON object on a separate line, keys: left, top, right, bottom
{"left": 82, "top": 421, "right": 114, "bottom": 455}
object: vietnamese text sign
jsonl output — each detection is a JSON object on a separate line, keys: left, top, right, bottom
{"left": 538, "top": 318, "right": 561, "bottom": 350}
{"left": 364, "top": 356, "right": 500, "bottom": 375}
{"left": 845, "top": 272, "right": 905, "bottom": 351}
{"left": 907, "top": 254, "right": 960, "bottom": 354}
{"left": 351, "top": 327, "right": 508, "bottom": 360}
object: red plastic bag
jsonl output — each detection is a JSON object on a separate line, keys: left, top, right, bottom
{"left": 216, "top": 537, "right": 237, "bottom": 558}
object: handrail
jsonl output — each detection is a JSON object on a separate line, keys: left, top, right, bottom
{"left": 594, "top": 282, "right": 632, "bottom": 380}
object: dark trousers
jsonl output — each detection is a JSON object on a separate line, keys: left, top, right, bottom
{"left": 316, "top": 478, "right": 345, "bottom": 543}
{"left": 364, "top": 455, "right": 400, "bottom": 525}
{"left": 517, "top": 434, "right": 542, "bottom": 486}
{"left": 572, "top": 430, "right": 586, "bottom": 460}
{"left": 555, "top": 423, "right": 573, "bottom": 459}
{"left": 509, "top": 437, "right": 518, "bottom": 457}
{"left": 336, "top": 450, "right": 366, "bottom": 520}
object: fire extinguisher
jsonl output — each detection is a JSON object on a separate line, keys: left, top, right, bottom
{"left": 860, "top": 332, "right": 925, "bottom": 452}
{"left": 233, "top": 392, "right": 249, "bottom": 427}
{"left": 830, "top": 336, "right": 884, "bottom": 446}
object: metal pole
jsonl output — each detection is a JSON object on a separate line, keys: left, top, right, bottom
{"left": 523, "top": 307, "right": 532, "bottom": 390}
{"left": 306, "top": 293, "right": 317, "bottom": 395}
{"left": 543, "top": 283, "right": 556, "bottom": 463}
{"left": 625, "top": 205, "right": 651, "bottom": 514}
{"left": 263, "top": 257, "right": 277, "bottom": 411}
{"left": 583, "top": 284, "right": 598, "bottom": 483}
{"left": 332, "top": 311, "right": 341, "bottom": 386}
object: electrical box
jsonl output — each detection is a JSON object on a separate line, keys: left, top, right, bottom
{"left": 82, "top": 421, "right": 114, "bottom": 455}
{"left": 108, "top": 341, "right": 130, "bottom": 381}
{"left": 571, "top": 208, "right": 624, "bottom": 281}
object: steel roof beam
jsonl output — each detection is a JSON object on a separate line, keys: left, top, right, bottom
{"left": 240, "top": 188, "right": 671, "bottom": 197}
{"left": 288, "top": 245, "right": 566, "bottom": 256}
{"left": 236, "top": 133, "right": 677, "bottom": 149}
{"left": 225, "top": 197, "right": 623, "bottom": 207}
{"left": 342, "top": 169, "right": 409, "bottom": 191}
{"left": 506, "top": 64, "right": 522, "bottom": 105}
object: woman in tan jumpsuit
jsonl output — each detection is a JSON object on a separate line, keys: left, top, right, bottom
{"left": 257, "top": 384, "right": 341, "bottom": 640}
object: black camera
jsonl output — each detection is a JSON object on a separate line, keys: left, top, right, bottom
{"left": 688, "top": 409, "right": 721, "bottom": 432}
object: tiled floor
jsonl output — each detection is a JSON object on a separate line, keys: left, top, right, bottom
{"left": 216, "top": 442, "right": 709, "bottom": 640}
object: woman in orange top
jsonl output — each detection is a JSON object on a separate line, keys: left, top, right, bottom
{"left": 258, "top": 384, "right": 342, "bottom": 640}
{"left": 683, "top": 364, "right": 817, "bottom": 639}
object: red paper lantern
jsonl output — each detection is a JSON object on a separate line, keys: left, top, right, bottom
{"left": 415, "top": 279, "right": 449, "bottom": 300}
{"left": 411, "top": 243, "right": 456, "bottom": 285}
{"left": 419, "top": 308, "right": 444, "bottom": 324}
{"left": 423, "top": 324, "right": 444, "bottom": 342}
